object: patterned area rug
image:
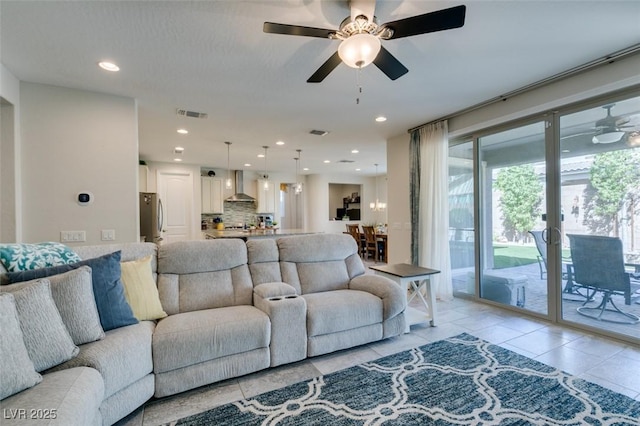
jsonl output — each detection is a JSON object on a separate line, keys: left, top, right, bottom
{"left": 175, "top": 333, "right": 640, "bottom": 425}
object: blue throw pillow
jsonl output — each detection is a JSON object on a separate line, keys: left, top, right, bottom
{"left": 4, "top": 251, "right": 138, "bottom": 331}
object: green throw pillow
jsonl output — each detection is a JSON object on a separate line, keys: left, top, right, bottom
{"left": 0, "top": 242, "right": 81, "bottom": 272}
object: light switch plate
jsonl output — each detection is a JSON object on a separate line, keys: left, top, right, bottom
{"left": 101, "top": 229, "right": 116, "bottom": 241}
{"left": 61, "top": 231, "right": 86, "bottom": 242}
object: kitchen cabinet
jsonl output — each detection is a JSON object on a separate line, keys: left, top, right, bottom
{"left": 256, "top": 179, "right": 275, "bottom": 213}
{"left": 139, "top": 165, "right": 149, "bottom": 192}
{"left": 201, "top": 177, "right": 224, "bottom": 214}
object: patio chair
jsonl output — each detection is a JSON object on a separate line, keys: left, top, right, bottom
{"left": 529, "top": 230, "right": 548, "bottom": 280}
{"left": 528, "top": 230, "right": 587, "bottom": 300}
{"left": 567, "top": 234, "right": 639, "bottom": 324}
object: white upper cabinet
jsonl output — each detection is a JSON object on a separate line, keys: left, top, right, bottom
{"left": 256, "top": 179, "right": 275, "bottom": 213}
{"left": 201, "top": 177, "right": 224, "bottom": 214}
{"left": 139, "top": 165, "right": 149, "bottom": 192}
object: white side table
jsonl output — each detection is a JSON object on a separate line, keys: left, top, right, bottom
{"left": 370, "top": 263, "right": 440, "bottom": 332}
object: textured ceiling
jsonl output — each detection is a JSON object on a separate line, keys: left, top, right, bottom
{"left": 2, "top": 1, "right": 640, "bottom": 176}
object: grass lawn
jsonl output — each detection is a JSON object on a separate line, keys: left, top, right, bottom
{"left": 493, "top": 245, "right": 539, "bottom": 269}
{"left": 493, "top": 244, "right": 572, "bottom": 269}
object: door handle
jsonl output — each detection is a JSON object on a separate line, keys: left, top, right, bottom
{"left": 551, "top": 227, "right": 562, "bottom": 245}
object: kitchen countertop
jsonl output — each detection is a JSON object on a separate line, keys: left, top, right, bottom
{"left": 203, "top": 229, "right": 316, "bottom": 239}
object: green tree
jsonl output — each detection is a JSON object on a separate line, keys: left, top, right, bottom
{"left": 494, "top": 165, "right": 543, "bottom": 242}
{"left": 583, "top": 149, "right": 640, "bottom": 237}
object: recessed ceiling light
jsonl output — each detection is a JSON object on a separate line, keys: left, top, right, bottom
{"left": 303, "top": 167, "right": 309, "bottom": 171}
{"left": 177, "top": 129, "right": 188, "bottom": 134}
{"left": 323, "top": 160, "right": 330, "bottom": 163}
{"left": 174, "top": 146, "right": 184, "bottom": 153}
{"left": 276, "top": 141, "right": 285, "bottom": 146}
{"left": 355, "top": 168, "right": 361, "bottom": 171}
{"left": 258, "top": 154, "right": 265, "bottom": 158}
{"left": 351, "top": 149, "right": 359, "bottom": 154}
{"left": 244, "top": 163, "right": 252, "bottom": 167}
{"left": 98, "top": 61, "right": 120, "bottom": 72}
{"left": 375, "top": 116, "right": 387, "bottom": 122}
{"left": 174, "top": 158, "right": 183, "bottom": 162}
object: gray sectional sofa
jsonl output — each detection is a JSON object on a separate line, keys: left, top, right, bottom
{"left": 0, "top": 233, "right": 406, "bottom": 425}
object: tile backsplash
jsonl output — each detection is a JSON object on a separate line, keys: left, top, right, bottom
{"left": 202, "top": 201, "right": 261, "bottom": 227}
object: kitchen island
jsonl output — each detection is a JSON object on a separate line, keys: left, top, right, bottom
{"left": 203, "top": 229, "right": 316, "bottom": 241}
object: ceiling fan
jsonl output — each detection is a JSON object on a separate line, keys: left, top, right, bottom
{"left": 590, "top": 104, "right": 637, "bottom": 144}
{"left": 561, "top": 104, "right": 639, "bottom": 144}
{"left": 263, "top": 0, "right": 466, "bottom": 83}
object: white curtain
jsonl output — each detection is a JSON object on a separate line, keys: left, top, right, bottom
{"left": 418, "top": 121, "right": 453, "bottom": 300}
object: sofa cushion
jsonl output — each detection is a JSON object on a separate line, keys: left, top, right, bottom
{"left": 153, "top": 305, "right": 270, "bottom": 374}
{"left": 157, "top": 240, "right": 254, "bottom": 313}
{"left": 120, "top": 255, "right": 167, "bottom": 321}
{"left": 0, "top": 367, "right": 104, "bottom": 426}
{"left": 303, "top": 289, "right": 383, "bottom": 336}
{"left": 2, "top": 267, "right": 104, "bottom": 345}
{"left": 0, "top": 242, "right": 81, "bottom": 272}
{"left": 49, "top": 321, "right": 155, "bottom": 399}
{"left": 2, "top": 280, "right": 79, "bottom": 372}
{"left": 4, "top": 251, "right": 138, "bottom": 331}
{"left": 0, "top": 292, "right": 42, "bottom": 400}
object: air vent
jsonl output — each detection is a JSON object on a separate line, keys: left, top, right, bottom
{"left": 338, "top": 159, "right": 355, "bottom": 163}
{"left": 309, "top": 129, "right": 329, "bottom": 136}
{"left": 176, "top": 108, "right": 208, "bottom": 119}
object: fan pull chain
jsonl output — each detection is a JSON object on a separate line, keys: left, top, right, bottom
{"left": 356, "top": 67, "right": 363, "bottom": 105}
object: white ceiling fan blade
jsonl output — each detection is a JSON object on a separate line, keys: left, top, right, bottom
{"left": 349, "top": 0, "right": 376, "bottom": 22}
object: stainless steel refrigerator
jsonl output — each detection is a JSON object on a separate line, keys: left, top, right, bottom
{"left": 139, "top": 192, "right": 163, "bottom": 243}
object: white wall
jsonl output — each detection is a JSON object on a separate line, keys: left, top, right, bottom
{"left": 20, "top": 83, "right": 138, "bottom": 244}
{"left": 448, "top": 54, "right": 640, "bottom": 137}
{"left": 386, "top": 133, "right": 412, "bottom": 265}
{"left": 386, "top": 53, "right": 640, "bottom": 267}
{"left": 1, "top": 64, "right": 22, "bottom": 242}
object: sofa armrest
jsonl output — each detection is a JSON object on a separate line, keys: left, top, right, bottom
{"left": 349, "top": 274, "right": 405, "bottom": 320}
{"left": 254, "top": 282, "right": 297, "bottom": 299}
{"left": 253, "top": 282, "right": 306, "bottom": 367}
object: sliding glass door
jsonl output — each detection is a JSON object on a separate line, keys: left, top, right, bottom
{"left": 558, "top": 95, "right": 640, "bottom": 339}
{"left": 451, "top": 90, "right": 640, "bottom": 342}
{"left": 477, "top": 121, "right": 549, "bottom": 316}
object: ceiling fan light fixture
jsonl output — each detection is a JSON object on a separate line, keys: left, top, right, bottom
{"left": 592, "top": 131, "right": 624, "bottom": 144}
{"left": 338, "top": 33, "right": 381, "bottom": 69}
{"left": 628, "top": 132, "right": 640, "bottom": 147}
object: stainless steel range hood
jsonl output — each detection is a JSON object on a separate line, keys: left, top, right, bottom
{"left": 226, "top": 170, "right": 256, "bottom": 202}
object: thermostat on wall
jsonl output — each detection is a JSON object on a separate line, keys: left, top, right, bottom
{"left": 77, "top": 192, "right": 93, "bottom": 206}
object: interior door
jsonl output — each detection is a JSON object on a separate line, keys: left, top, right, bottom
{"left": 156, "top": 170, "right": 193, "bottom": 244}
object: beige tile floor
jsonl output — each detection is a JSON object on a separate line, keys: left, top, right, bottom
{"left": 115, "top": 295, "right": 640, "bottom": 426}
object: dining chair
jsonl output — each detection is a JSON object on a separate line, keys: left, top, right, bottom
{"left": 346, "top": 224, "right": 363, "bottom": 258}
{"left": 362, "top": 225, "right": 382, "bottom": 263}
{"left": 567, "top": 234, "right": 639, "bottom": 324}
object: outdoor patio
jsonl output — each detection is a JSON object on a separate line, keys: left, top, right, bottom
{"left": 453, "top": 262, "right": 640, "bottom": 340}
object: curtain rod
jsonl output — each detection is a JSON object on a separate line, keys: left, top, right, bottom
{"left": 408, "top": 43, "right": 640, "bottom": 134}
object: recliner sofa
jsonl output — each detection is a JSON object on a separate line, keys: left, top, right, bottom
{"left": 0, "top": 233, "right": 406, "bottom": 425}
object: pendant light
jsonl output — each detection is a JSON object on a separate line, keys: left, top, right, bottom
{"left": 370, "top": 163, "right": 386, "bottom": 211}
{"left": 224, "top": 141, "right": 232, "bottom": 190}
{"left": 294, "top": 149, "right": 303, "bottom": 195}
{"left": 262, "top": 146, "right": 269, "bottom": 191}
